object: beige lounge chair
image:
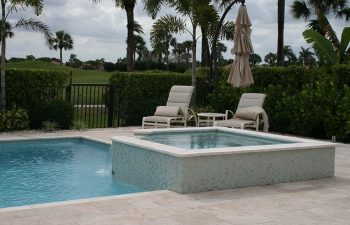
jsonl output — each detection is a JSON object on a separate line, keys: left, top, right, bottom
{"left": 215, "top": 93, "right": 268, "bottom": 131}
{"left": 142, "top": 85, "right": 196, "bottom": 128}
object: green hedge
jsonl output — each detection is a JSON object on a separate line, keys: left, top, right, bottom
{"left": 213, "top": 65, "right": 350, "bottom": 142}
{"left": 5, "top": 69, "right": 68, "bottom": 109}
{"left": 110, "top": 72, "right": 210, "bottom": 126}
{"left": 5, "top": 69, "right": 69, "bottom": 129}
{"left": 29, "top": 99, "right": 74, "bottom": 129}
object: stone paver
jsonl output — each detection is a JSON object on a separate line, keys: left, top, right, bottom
{"left": 0, "top": 129, "right": 349, "bottom": 225}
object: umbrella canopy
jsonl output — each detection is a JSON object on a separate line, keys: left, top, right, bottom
{"left": 227, "top": 5, "right": 254, "bottom": 88}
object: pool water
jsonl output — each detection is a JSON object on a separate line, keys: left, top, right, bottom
{"left": 141, "top": 131, "right": 293, "bottom": 150}
{"left": 0, "top": 138, "right": 144, "bottom": 208}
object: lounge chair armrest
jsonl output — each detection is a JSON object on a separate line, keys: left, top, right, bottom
{"left": 186, "top": 108, "right": 198, "bottom": 127}
{"left": 225, "top": 110, "right": 235, "bottom": 120}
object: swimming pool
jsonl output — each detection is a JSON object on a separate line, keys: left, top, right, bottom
{"left": 0, "top": 138, "right": 144, "bottom": 208}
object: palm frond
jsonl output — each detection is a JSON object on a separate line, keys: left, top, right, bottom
{"left": 220, "top": 21, "right": 234, "bottom": 41}
{"left": 8, "top": 0, "right": 44, "bottom": 16}
{"left": 134, "top": 21, "right": 144, "bottom": 35}
{"left": 14, "top": 18, "right": 52, "bottom": 45}
{"left": 339, "top": 27, "right": 350, "bottom": 63}
{"left": 143, "top": 0, "right": 165, "bottom": 19}
{"left": 303, "top": 29, "right": 336, "bottom": 65}
{"left": 290, "top": 0, "right": 311, "bottom": 20}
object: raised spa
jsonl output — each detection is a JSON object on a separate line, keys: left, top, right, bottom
{"left": 111, "top": 127, "right": 336, "bottom": 193}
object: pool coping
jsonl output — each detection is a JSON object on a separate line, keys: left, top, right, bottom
{"left": 112, "top": 127, "right": 337, "bottom": 157}
{"left": 0, "top": 190, "right": 169, "bottom": 212}
{"left": 0, "top": 135, "right": 112, "bottom": 145}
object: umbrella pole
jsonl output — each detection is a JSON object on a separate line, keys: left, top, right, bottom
{"left": 211, "top": 0, "right": 244, "bottom": 111}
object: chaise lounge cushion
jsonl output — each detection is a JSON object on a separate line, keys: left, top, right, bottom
{"left": 235, "top": 106, "right": 264, "bottom": 120}
{"left": 154, "top": 106, "right": 181, "bottom": 117}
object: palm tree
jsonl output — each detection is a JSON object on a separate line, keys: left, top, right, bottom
{"left": 0, "top": 20, "right": 14, "bottom": 41}
{"left": 94, "top": 0, "right": 136, "bottom": 72}
{"left": 250, "top": 53, "right": 262, "bottom": 66}
{"left": 277, "top": 0, "right": 285, "bottom": 66}
{"left": 264, "top": 52, "right": 277, "bottom": 66}
{"left": 1, "top": 0, "right": 52, "bottom": 110}
{"left": 49, "top": 31, "right": 73, "bottom": 65}
{"left": 298, "top": 47, "right": 315, "bottom": 66}
{"left": 283, "top": 45, "right": 298, "bottom": 65}
{"left": 183, "top": 40, "right": 193, "bottom": 69}
{"left": 134, "top": 35, "right": 148, "bottom": 62}
{"left": 132, "top": 21, "right": 146, "bottom": 63}
{"left": 291, "top": 0, "right": 350, "bottom": 49}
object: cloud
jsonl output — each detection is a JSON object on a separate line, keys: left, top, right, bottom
{"left": 4, "top": 0, "right": 348, "bottom": 62}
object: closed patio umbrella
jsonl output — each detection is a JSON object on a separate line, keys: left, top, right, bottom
{"left": 227, "top": 4, "right": 254, "bottom": 87}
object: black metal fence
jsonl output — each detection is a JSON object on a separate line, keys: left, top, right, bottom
{"left": 65, "top": 84, "right": 116, "bottom": 128}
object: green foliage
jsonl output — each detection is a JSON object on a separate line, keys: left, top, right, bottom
{"left": 212, "top": 65, "right": 350, "bottom": 142}
{"left": 6, "top": 60, "right": 112, "bottom": 83}
{"left": 41, "top": 121, "right": 59, "bottom": 132}
{"left": 110, "top": 72, "right": 210, "bottom": 126}
{"left": 303, "top": 27, "right": 350, "bottom": 65}
{"left": 303, "top": 29, "right": 336, "bottom": 64}
{"left": 5, "top": 69, "right": 68, "bottom": 109}
{"left": 29, "top": 100, "right": 74, "bottom": 130}
{"left": 0, "top": 107, "right": 29, "bottom": 132}
{"left": 72, "top": 120, "right": 88, "bottom": 131}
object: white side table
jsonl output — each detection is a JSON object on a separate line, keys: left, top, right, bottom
{"left": 197, "top": 113, "right": 226, "bottom": 127}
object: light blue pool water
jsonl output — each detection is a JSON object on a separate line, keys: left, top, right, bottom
{"left": 0, "top": 138, "right": 144, "bottom": 208}
{"left": 141, "top": 130, "right": 294, "bottom": 150}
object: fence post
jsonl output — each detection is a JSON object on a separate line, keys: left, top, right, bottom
{"left": 108, "top": 85, "right": 115, "bottom": 127}
{"left": 65, "top": 71, "right": 72, "bottom": 103}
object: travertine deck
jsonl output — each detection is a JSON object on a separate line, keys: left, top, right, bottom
{"left": 1, "top": 128, "right": 349, "bottom": 225}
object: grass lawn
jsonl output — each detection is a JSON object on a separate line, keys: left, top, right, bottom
{"left": 6, "top": 60, "right": 112, "bottom": 83}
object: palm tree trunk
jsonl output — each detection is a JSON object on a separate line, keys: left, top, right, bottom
{"left": 186, "top": 49, "right": 190, "bottom": 69}
{"left": 126, "top": 6, "right": 135, "bottom": 72}
{"left": 59, "top": 48, "right": 63, "bottom": 65}
{"left": 0, "top": 0, "right": 6, "bottom": 111}
{"left": 192, "top": 23, "right": 197, "bottom": 106}
{"left": 277, "top": 0, "right": 285, "bottom": 66}
{"left": 201, "top": 34, "right": 210, "bottom": 67}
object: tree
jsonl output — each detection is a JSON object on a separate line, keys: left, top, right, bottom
{"left": 183, "top": 40, "right": 193, "bottom": 69}
{"left": 264, "top": 52, "right": 277, "bottom": 66}
{"left": 283, "top": 45, "right": 298, "bottom": 65}
{"left": 298, "top": 47, "right": 316, "bottom": 67}
{"left": 250, "top": 53, "right": 262, "bottom": 66}
{"left": 0, "top": 0, "right": 52, "bottom": 110}
{"left": 94, "top": 0, "right": 136, "bottom": 72}
{"left": 277, "top": 0, "right": 285, "bottom": 65}
{"left": 291, "top": 0, "right": 350, "bottom": 49}
{"left": 215, "top": 42, "right": 227, "bottom": 64}
{"left": 67, "top": 54, "right": 83, "bottom": 68}
{"left": 149, "top": 0, "right": 212, "bottom": 92}
{"left": 134, "top": 35, "right": 148, "bottom": 62}
{"left": 0, "top": 20, "right": 14, "bottom": 41}
{"left": 49, "top": 31, "right": 73, "bottom": 65}
{"left": 26, "top": 55, "right": 35, "bottom": 60}
{"left": 303, "top": 27, "right": 350, "bottom": 65}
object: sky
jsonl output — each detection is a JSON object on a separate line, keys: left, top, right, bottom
{"left": 6, "top": 0, "right": 347, "bottom": 63}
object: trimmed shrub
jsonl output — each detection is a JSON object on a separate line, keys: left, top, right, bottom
{"left": 110, "top": 72, "right": 210, "bottom": 126}
{"left": 29, "top": 100, "right": 74, "bottom": 129}
{"left": 6, "top": 69, "right": 68, "bottom": 109}
{"left": 0, "top": 107, "right": 29, "bottom": 132}
{"left": 211, "top": 65, "right": 350, "bottom": 142}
